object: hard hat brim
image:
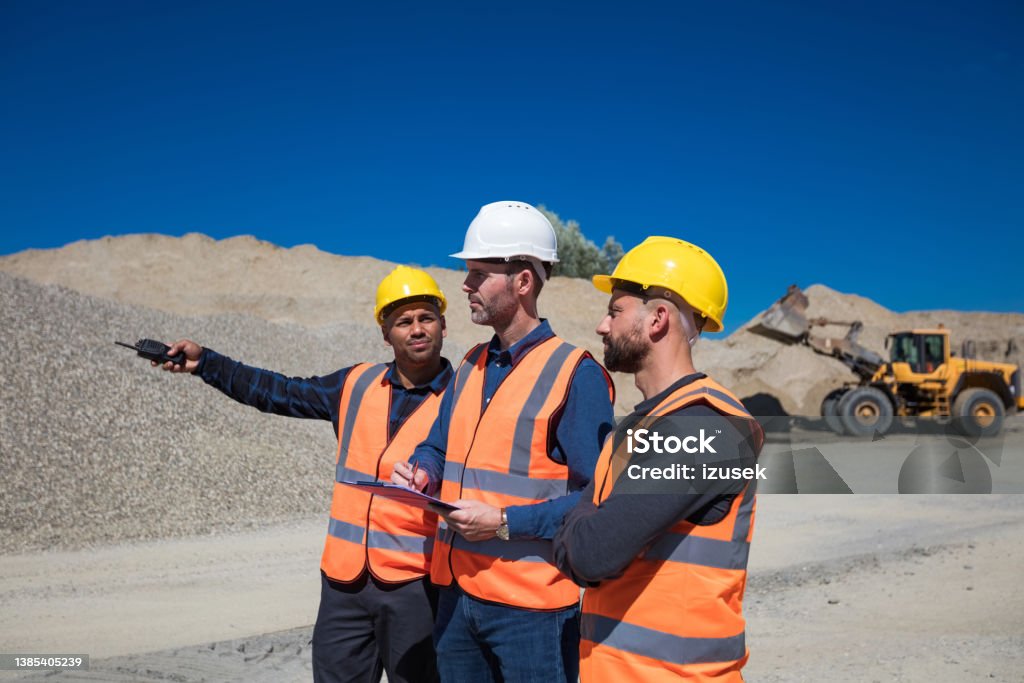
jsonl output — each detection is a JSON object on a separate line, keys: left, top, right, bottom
{"left": 451, "top": 250, "right": 560, "bottom": 264}
{"left": 592, "top": 274, "right": 725, "bottom": 333}
{"left": 592, "top": 274, "right": 614, "bottom": 293}
{"left": 377, "top": 295, "right": 446, "bottom": 325}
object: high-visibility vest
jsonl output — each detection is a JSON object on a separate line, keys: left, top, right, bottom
{"left": 580, "top": 376, "right": 764, "bottom": 682}
{"left": 320, "top": 363, "right": 442, "bottom": 583}
{"left": 431, "top": 336, "right": 613, "bottom": 610}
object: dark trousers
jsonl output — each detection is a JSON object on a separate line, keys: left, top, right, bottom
{"left": 313, "top": 571, "right": 439, "bottom": 683}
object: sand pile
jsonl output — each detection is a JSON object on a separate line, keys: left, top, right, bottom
{"left": 707, "top": 283, "right": 1024, "bottom": 414}
{"left": 0, "top": 233, "right": 611, "bottom": 360}
{"left": 0, "top": 234, "right": 651, "bottom": 409}
{"left": 5, "top": 234, "right": 1019, "bottom": 415}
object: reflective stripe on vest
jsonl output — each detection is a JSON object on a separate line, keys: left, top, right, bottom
{"left": 581, "top": 376, "right": 762, "bottom": 682}
{"left": 582, "top": 614, "right": 747, "bottom": 666}
{"left": 328, "top": 518, "right": 434, "bottom": 555}
{"left": 320, "top": 363, "right": 442, "bottom": 583}
{"left": 442, "top": 460, "right": 571, "bottom": 501}
{"left": 431, "top": 337, "right": 613, "bottom": 610}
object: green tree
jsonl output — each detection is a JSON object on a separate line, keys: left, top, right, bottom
{"left": 600, "top": 236, "right": 625, "bottom": 272}
{"left": 537, "top": 206, "right": 624, "bottom": 279}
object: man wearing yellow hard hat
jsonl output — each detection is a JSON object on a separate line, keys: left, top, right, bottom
{"left": 553, "top": 237, "right": 765, "bottom": 682}
{"left": 153, "top": 265, "right": 450, "bottom": 683}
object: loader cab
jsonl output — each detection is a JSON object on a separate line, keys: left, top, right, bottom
{"left": 887, "top": 330, "right": 950, "bottom": 375}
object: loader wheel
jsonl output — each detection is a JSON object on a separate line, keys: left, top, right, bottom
{"left": 953, "top": 388, "right": 1004, "bottom": 438}
{"left": 820, "top": 388, "right": 847, "bottom": 435}
{"left": 838, "top": 387, "right": 894, "bottom": 437}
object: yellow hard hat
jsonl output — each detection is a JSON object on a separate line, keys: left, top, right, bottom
{"left": 592, "top": 236, "right": 728, "bottom": 333}
{"left": 374, "top": 266, "right": 447, "bottom": 324}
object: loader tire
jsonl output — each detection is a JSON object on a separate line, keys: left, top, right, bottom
{"left": 953, "top": 388, "right": 1004, "bottom": 438}
{"left": 820, "top": 388, "right": 847, "bottom": 435}
{"left": 838, "top": 386, "right": 894, "bottom": 437}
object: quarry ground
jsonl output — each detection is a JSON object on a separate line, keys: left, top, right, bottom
{"left": 4, "top": 463, "right": 1023, "bottom": 682}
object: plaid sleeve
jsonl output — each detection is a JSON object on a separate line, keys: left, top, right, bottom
{"left": 196, "top": 348, "right": 349, "bottom": 433}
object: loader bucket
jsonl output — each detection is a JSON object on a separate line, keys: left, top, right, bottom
{"left": 748, "top": 285, "right": 811, "bottom": 344}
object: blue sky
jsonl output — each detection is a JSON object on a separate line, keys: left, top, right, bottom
{"left": 2, "top": 1, "right": 1021, "bottom": 332}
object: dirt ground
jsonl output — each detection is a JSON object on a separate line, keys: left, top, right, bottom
{"left": 3, "top": 493, "right": 1022, "bottom": 682}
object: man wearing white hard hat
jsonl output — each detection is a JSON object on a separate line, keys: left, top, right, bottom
{"left": 393, "top": 201, "right": 615, "bottom": 682}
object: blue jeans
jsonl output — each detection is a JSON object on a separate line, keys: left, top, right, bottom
{"left": 434, "top": 586, "right": 579, "bottom": 683}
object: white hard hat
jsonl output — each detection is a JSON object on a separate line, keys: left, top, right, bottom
{"left": 451, "top": 201, "right": 559, "bottom": 263}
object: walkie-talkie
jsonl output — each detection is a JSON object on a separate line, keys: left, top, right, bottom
{"left": 115, "top": 339, "right": 187, "bottom": 366}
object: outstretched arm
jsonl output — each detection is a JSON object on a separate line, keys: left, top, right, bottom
{"left": 152, "top": 340, "right": 343, "bottom": 425}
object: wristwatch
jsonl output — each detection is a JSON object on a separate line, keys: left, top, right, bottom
{"left": 496, "top": 507, "right": 509, "bottom": 541}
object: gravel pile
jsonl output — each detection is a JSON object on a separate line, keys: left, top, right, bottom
{"left": 5, "top": 234, "right": 1021, "bottom": 415}
{"left": 0, "top": 271, "right": 467, "bottom": 553}
{"left": 2, "top": 235, "right": 1021, "bottom": 554}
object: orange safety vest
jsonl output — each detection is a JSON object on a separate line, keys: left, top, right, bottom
{"left": 580, "top": 376, "right": 764, "bottom": 682}
{"left": 320, "top": 363, "right": 442, "bottom": 583}
{"left": 431, "top": 336, "right": 613, "bottom": 610}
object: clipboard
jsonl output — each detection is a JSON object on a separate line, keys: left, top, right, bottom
{"left": 341, "top": 480, "right": 458, "bottom": 512}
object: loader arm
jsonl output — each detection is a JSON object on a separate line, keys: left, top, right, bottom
{"left": 748, "top": 285, "right": 884, "bottom": 381}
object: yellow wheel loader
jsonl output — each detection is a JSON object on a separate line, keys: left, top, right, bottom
{"left": 750, "top": 286, "right": 1023, "bottom": 437}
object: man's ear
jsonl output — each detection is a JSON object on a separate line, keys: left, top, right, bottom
{"left": 440, "top": 315, "right": 448, "bottom": 338}
{"left": 510, "top": 268, "right": 525, "bottom": 295}
{"left": 381, "top": 324, "right": 393, "bottom": 347}
{"left": 518, "top": 267, "right": 539, "bottom": 297}
{"left": 649, "top": 302, "right": 672, "bottom": 337}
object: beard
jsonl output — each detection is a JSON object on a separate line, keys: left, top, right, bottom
{"left": 603, "top": 320, "right": 649, "bottom": 373}
{"left": 469, "top": 277, "right": 518, "bottom": 327}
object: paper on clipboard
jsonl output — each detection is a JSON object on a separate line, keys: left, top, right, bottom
{"left": 341, "top": 480, "right": 458, "bottom": 512}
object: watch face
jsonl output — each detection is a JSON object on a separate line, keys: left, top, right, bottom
{"left": 496, "top": 525, "right": 510, "bottom": 541}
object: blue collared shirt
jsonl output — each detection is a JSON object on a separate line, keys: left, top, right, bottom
{"left": 196, "top": 349, "right": 453, "bottom": 440}
{"left": 411, "top": 320, "right": 615, "bottom": 540}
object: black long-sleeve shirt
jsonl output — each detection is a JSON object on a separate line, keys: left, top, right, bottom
{"left": 552, "top": 373, "right": 759, "bottom": 586}
{"left": 195, "top": 348, "right": 453, "bottom": 439}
